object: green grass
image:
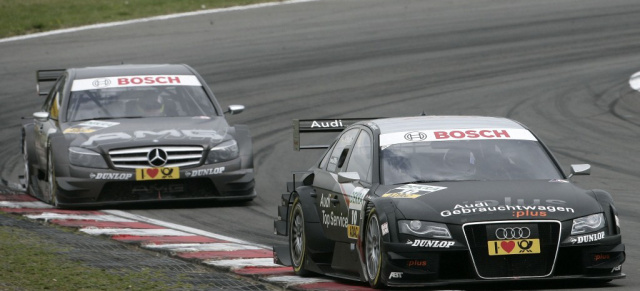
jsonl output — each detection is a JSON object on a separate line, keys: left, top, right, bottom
{"left": 0, "top": 0, "right": 278, "bottom": 38}
{"left": 0, "top": 219, "right": 193, "bottom": 290}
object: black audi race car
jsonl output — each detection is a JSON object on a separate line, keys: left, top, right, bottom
{"left": 21, "top": 64, "right": 255, "bottom": 207}
{"left": 273, "top": 116, "right": 625, "bottom": 288}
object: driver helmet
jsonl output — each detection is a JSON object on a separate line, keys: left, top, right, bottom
{"left": 443, "top": 148, "right": 476, "bottom": 176}
{"left": 137, "top": 95, "right": 165, "bottom": 116}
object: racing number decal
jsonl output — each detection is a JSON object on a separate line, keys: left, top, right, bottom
{"left": 135, "top": 167, "right": 180, "bottom": 181}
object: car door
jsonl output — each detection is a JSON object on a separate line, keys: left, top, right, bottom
{"left": 34, "top": 76, "right": 65, "bottom": 169}
{"left": 339, "top": 129, "right": 373, "bottom": 242}
{"left": 313, "top": 128, "right": 360, "bottom": 242}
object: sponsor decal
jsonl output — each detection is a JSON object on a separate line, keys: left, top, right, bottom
{"left": 433, "top": 129, "right": 510, "bottom": 140}
{"left": 593, "top": 254, "right": 611, "bottom": 262}
{"left": 132, "top": 183, "right": 184, "bottom": 195}
{"left": 322, "top": 210, "right": 349, "bottom": 228}
{"left": 512, "top": 209, "right": 548, "bottom": 218}
{"left": 381, "top": 222, "right": 389, "bottom": 236}
{"left": 81, "top": 129, "right": 222, "bottom": 147}
{"left": 135, "top": 167, "right": 180, "bottom": 181}
{"left": 406, "top": 239, "right": 455, "bottom": 248}
{"left": 407, "top": 260, "right": 427, "bottom": 268}
{"left": 612, "top": 265, "right": 622, "bottom": 273}
{"left": 389, "top": 272, "right": 403, "bottom": 279}
{"left": 382, "top": 193, "right": 423, "bottom": 199}
{"left": 382, "top": 184, "right": 447, "bottom": 199}
{"left": 347, "top": 225, "right": 359, "bottom": 239}
{"left": 71, "top": 75, "right": 202, "bottom": 91}
{"left": 185, "top": 167, "right": 225, "bottom": 177}
{"left": 404, "top": 131, "right": 427, "bottom": 141}
{"left": 64, "top": 127, "right": 97, "bottom": 134}
{"left": 495, "top": 227, "right": 531, "bottom": 240}
{"left": 319, "top": 193, "right": 331, "bottom": 208}
{"left": 488, "top": 239, "right": 540, "bottom": 256}
{"left": 570, "top": 231, "right": 605, "bottom": 244}
{"left": 89, "top": 172, "right": 133, "bottom": 180}
{"left": 310, "top": 119, "right": 343, "bottom": 128}
{"left": 79, "top": 120, "right": 120, "bottom": 128}
{"left": 379, "top": 128, "right": 537, "bottom": 147}
{"left": 440, "top": 198, "right": 574, "bottom": 217}
{"left": 549, "top": 179, "right": 569, "bottom": 183}
{"left": 64, "top": 120, "right": 119, "bottom": 134}
{"left": 347, "top": 187, "right": 368, "bottom": 210}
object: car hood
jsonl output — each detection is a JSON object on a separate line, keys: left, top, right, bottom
{"left": 62, "top": 117, "right": 228, "bottom": 151}
{"left": 375, "top": 180, "right": 602, "bottom": 224}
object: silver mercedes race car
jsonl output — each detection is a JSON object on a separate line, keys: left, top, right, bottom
{"left": 21, "top": 64, "right": 255, "bottom": 208}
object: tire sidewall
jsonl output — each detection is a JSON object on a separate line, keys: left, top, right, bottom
{"left": 289, "top": 197, "right": 309, "bottom": 275}
{"left": 22, "top": 139, "right": 31, "bottom": 195}
{"left": 47, "top": 148, "right": 58, "bottom": 207}
{"left": 366, "top": 208, "right": 387, "bottom": 288}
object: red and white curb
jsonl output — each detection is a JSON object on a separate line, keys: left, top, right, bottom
{"left": 0, "top": 194, "right": 373, "bottom": 291}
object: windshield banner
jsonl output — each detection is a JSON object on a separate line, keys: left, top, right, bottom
{"left": 71, "top": 75, "right": 201, "bottom": 91}
{"left": 380, "top": 128, "right": 537, "bottom": 147}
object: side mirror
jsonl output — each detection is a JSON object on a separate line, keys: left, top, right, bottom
{"left": 33, "top": 112, "right": 50, "bottom": 122}
{"left": 567, "top": 164, "right": 591, "bottom": 178}
{"left": 225, "top": 105, "right": 245, "bottom": 115}
{"left": 338, "top": 172, "right": 360, "bottom": 183}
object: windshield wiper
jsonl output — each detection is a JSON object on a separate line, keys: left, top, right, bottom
{"left": 401, "top": 179, "right": 482, "bottom": 184}
{"left": 401, "top": 180, "right": 442, "bottom": 184}
{"left": 73, "top": 117, "right": 116, "bottom": 122}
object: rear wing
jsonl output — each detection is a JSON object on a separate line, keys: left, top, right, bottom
{"left": 36, "top": 69, "right": 65, "bottom": 96}
{"left": 292, "top": 118, "right": 376, "bottom": 151}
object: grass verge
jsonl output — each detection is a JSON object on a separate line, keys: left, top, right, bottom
{"left": 0, "top": 0, "right": 277, "bottom": 38}
{"left": 0, "top": 214, "right": 192, "bottom": 290}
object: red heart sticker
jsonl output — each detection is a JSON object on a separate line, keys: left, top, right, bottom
{"left": 501, "top": 241, "right": 515, "bottom": 253}
{"left": 146, "top": 168, "right": 159, "bottom": 178}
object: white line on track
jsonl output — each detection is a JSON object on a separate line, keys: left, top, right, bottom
{"left": 26, "top": 213, "right": 134, "bottom": 222}
{"left": 80, "top": 227, "right": 196, "bottom": 236}
{"left": 264, "top": 275, "right": 334, "bottom": 285}
{"left": 0, "top": 0, "right": 321, "bottom": 44}
{"left": 104, "top": 209, "right": 269, "bottom": 249}
{"left": 143, "top": 242, "right": 262, "bottom": 252}
{"left": 204, "top": 258, "right": 281, "bottom": 269}
{"left": 0, "top": 201, "right": 52, "bottom": 208}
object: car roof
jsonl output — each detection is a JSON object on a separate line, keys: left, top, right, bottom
{"left": 369, "top": 116, "right": 526, "bottom": 134}
{"left": 68, "top": 64, "right": 194, "bottom": 79}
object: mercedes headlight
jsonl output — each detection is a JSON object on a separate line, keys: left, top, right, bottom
{"left": 398, "top": 220, "right": 452, "bottom": 239}
{"left": 69, "top": 147, "right": 108, "bottom": 168}
{"left": 206, "top": 139, "right": 238, "bottom": 164}
{"left": 571, "top": 213, "right": 605, "bottom": 235}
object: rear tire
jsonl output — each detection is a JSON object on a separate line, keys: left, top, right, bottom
{"left": 289, "top": 196, "right": 310, "bottom": 276}
{"left": 365, "top": 208, "right": 386, "bottom": 288}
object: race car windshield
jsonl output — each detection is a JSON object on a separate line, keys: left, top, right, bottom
{"left": 66, "top": 86, "right": 218, "bottom": 121}
{"left": 381, "top": 140, "right": 563, "bottom": 185}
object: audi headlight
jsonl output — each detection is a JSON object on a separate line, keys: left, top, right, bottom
{"left": 571, "top": 213, "right": 605, "bottom": 235}
{"left": 398, "top": 220, "right": 452, "bottom": 239}
{"left": 69, "top": 147, "right": 108, "bottom": 168}
{"left": 206, "top": 139, "right": 238, "bottom": 164}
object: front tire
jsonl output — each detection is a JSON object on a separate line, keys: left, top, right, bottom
{"left": 22, "top": 139, "right": 32, "bottom": 195}
{"left": 365, "top": 208, "right": 386, "bottom": 288}
{"left": 289, "top": 196, "right": 310, "bottom": 276}
{"left": 46, "top": 148, "right": 59, "bottom": 207}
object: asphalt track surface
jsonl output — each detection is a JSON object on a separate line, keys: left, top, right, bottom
{"left": 0, "top": 0, "right": 639, "bottom": 289}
